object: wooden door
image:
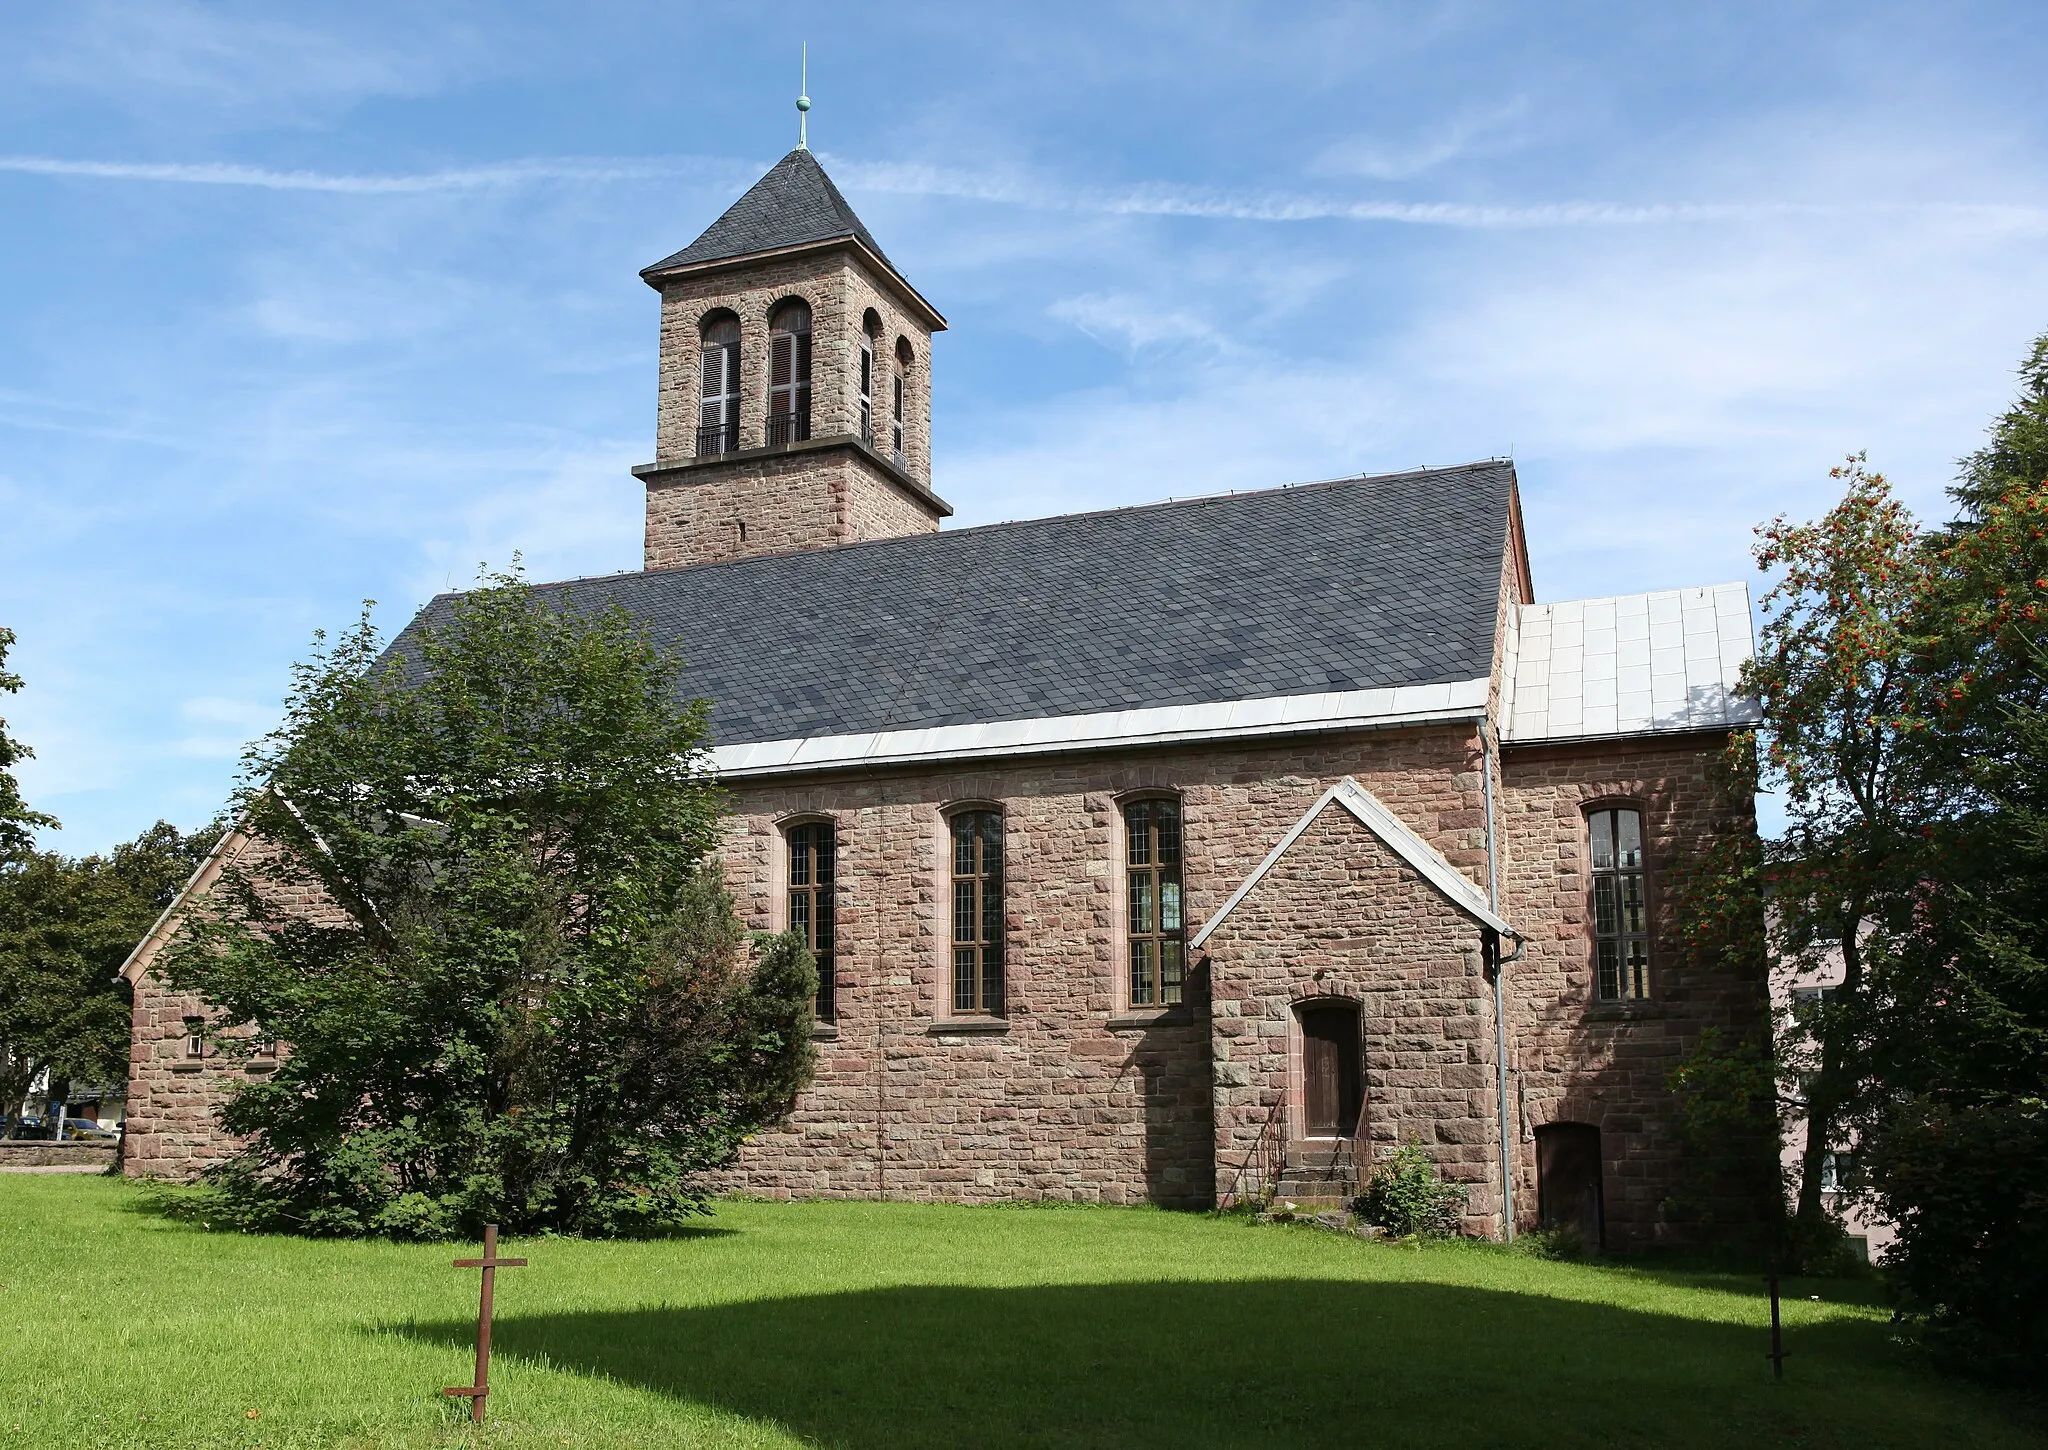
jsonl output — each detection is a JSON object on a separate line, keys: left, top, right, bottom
{"left": 1301, "top": 1003, "right": 1361, "bottom": 1137}
{"left": 1536, "top": 1123, "right": 1605, "bottom": 1248}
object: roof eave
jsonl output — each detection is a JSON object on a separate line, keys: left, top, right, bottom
{"left": 640, "top": 235, "right": 948, "bottom": 332}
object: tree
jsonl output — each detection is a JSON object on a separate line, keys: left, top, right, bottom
{"left": 1853, "top": 337, "right": 2048, "bottom": 1377}
{"left": 0, "top": 626, "right": 59, "bottom": 864}
{"left": 1742, "top": 458, "right": 1934, "bottom": 1251}
{"left": 162, "top": 572, "right": 816, "bottom": 1239}
{"left": 0, "top": 823, "right": 215, "bottom": 1130}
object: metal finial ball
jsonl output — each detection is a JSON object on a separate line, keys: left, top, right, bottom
{"left": 796, "top": 95, "right": 811, "bottom": 112}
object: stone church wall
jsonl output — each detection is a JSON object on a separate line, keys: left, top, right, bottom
{"left": 1498, "top": 731, "right": 1764, "bottom": 1249}
{"left": 641, "top": 443, "right": 939, "bottom": 570}
{"left": 1201, "top": 805, "right": 1503, "bottom": 1232}
{"left": 122, "top": 832, "right": 344, "bottom": 1180}
{"left": 712, "top": 723, "right": 1486, "bottom": 1207}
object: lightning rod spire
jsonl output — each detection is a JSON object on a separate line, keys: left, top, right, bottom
{"left": 796, "top": 44, "right": 811, "bottom": 150}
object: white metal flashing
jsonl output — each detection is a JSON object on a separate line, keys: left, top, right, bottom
{"left": 1189, "top": 776, "right": 1515, "bottom": 949}
{"left": 1504, "top": 583, "right": 1760, "bottom": 743}
{"left": 708, "top": 679, "right": 1492, "bottom": 779}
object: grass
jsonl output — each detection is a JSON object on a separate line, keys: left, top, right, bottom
{"left": 1, "top": 1177, "right": 2042, "bottom": 1449}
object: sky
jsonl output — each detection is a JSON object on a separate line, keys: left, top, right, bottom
{"left": 3, "top": 1, "right": 2047, "bottom": 855}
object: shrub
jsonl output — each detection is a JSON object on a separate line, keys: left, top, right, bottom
{"left": 1353, "top": 1141, "right": 1466, "bottom": 1239}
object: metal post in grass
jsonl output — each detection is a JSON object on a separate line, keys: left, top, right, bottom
{"left": 443, "top": 1224, "right": 526, "bottom": 1424}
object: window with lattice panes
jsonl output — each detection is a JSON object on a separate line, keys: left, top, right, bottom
{"left": 949, "top": 811, "right": 1004, "bottom": 1015}
{"left": 1125, "top": 798, "right": 1185, "bottom": 1006}
{"left": 1589, "top": 806, "right": 1649, "bottom": 1000}
{"left": 787, "top": 821, "right": 837, "bottom": 1019}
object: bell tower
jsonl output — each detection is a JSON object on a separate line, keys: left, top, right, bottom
{"left": 633, "top": 145, "right": 951, "bottom": 570}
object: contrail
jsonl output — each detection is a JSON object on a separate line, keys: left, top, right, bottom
{"left": 6, "top": 151, "right": 2043, "bottom": 232}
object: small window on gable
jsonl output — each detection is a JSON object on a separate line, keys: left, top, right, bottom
{"left": 697, "top": 314, "right": 741, "bottom": 456}
{"left": 1125, "top": 797, "right": 1185, "bottom": 1007}
{"left": 786, "top": 821, "right": 837, "bottom": 1020}
{"left": 183, "top": 1017, "right": 205, "bottom": 1059}
{"left": 1589, "top": 806, "right": 1649, "bottom": 1001}
{"left": 768, "top": 300, "right": 813, "bottom": 445}
{"left": 949, "top": 810, "right": 1004, "bottom": 1016}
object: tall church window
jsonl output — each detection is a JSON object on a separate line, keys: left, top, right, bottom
{"left": 858, "top": 311, "right": 880, "bottom": 448}
{"left": 949, "top": 809, "right": 1004, "bottom": 1015}
{"left": 767, "top": 299, "right": 812, "bottom": 446}
{"left": 787, "top": 821, "right": 837, "bottom": 1020}
{"left": 892, "top": 337, "right": 913, "bottom": 467}
{"left": 697, "top": 314, "right": 741, "bottom": 456}
{"left": 1589, "top": 806, "right": 1649, "bottom": 1001}
{"left": 1125, "top": 797, "right": 1185, "bottom": 1006}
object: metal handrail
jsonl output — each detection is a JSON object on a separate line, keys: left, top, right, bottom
{"left": 1226, "top": 1092, "right": 1287, "bottom": 1210}
{"left": 765, "top": 409, "right": 811, "bottom": 448}
{"left": 696, "top": 420, "right": 738, "bottom": 457}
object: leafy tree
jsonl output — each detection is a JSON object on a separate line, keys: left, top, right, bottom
{"left": 0, "top": 823, "right": 215, "bottom": 1129}
{"left": 1742, "top": 458, "right": 1934, "bottom": 1251}
{"left": 162, "top": 572, "right": 815, "bottom": 1238}
{"left": 1853, "top": 339, "right": 2048, "bottom": 1377}
{"left": 0, "top": 626, "right": 58, "bottom": 864}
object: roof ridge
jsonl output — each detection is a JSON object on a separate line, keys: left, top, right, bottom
{"left": 532, "top": 457, "right": 1518, "bottom": 592}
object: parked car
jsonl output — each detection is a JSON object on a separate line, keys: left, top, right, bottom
{"left": 58, "top": 1118, "right": 118, "bottom": 1142}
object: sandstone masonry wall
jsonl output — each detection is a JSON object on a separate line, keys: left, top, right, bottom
{"left": 711, "top": 724, "right": 1487, "bottom": 1206}
{"left": 1497, "top": 732, "right": 1762, "bottom": 1249}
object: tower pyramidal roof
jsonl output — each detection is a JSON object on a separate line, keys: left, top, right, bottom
{"left": 642, "top": 148, "right": 896, "bottom": 277}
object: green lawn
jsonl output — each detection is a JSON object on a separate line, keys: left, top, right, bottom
{"left": 0, "top": 1176, "right": 2040, "bottom": 1449}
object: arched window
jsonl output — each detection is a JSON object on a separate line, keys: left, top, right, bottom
{"left": 892, "top": 337, "right": 913, "bottom": 466}
{"left": 858, "top": 311, "right": 881, "bottom": 448}
{"left": 786, "top": 820, "right": 836, "bottom": 1020}
{"left": 1124, "top": 797, "right": 1184, "bottom": 1006}
{"left": 767, "top": 299, "right": 812, "bottom": 446}
{"left": 949, "top": 809, "right": 1004, "bottom": 1015}
{"left": 1588, "top": 806, "right": 1649, "bottom": 1000}
{"left": 697, "top": 314, "right": 740, "bottom": 456}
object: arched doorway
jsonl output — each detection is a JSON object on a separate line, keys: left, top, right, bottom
{"left": 1297, "top": 1000, "right": 1362, "bottom": 1139}
{"left": 1536, "top": 1122, "right": 1604, "bottom": 1248}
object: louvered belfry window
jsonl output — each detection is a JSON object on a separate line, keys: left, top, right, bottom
{"left": 697, "top": 316, "right": 740, "bottom": 456}
{"left": 891, "top": 372, "right": 905, "bottom": 460}
{"left": 1125, "top": 798, "right": 1185, "bottom": 1006}
{"left": 858, "top": 335, "right": 875, "bottom": 446}
{"left": 787, "top": 821, "right": 837, "bottom": 1019}
{"left": 767, "top": 299, "right": 812, "bottom": 445}
{"left": 950, "top": 811, "right": 1004, "bottom": 1015}
{"left": 1589, "top": 807, "right": 1650, "bottom": 1000}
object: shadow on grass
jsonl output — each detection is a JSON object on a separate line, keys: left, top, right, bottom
{"left": 395, "top": 1278, "right": 1970, "bottom": 1450}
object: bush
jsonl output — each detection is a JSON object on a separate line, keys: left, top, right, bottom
{"left": 1353, "top": 1141, "right": 1466, "bottom": 1239}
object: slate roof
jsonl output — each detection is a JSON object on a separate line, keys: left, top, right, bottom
{"left": 396, "top": 461, "right": 1518, "bottom": 750}
{"left": 642, "top": 148, "right": 896, "bottom": 277}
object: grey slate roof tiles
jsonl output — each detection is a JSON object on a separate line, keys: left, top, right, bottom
{"left": 396, "top": 461, "right": 1516, "bottom": 749}
{"left": 642, "top": 148, "right": 896, "bottom": 276}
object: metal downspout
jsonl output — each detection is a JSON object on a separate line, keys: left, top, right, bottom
{"left": 1480, "top": 722, "right": 1517, "bottom": 1242}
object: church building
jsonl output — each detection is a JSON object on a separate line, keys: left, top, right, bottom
{"left": 120, "top": 143, "right": 1764, "bottom": 1249}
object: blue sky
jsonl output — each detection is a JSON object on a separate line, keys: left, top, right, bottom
{"left": 3, "top": 1, "right": 2046, "bottom": 854}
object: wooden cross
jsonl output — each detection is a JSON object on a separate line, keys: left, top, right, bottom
{"left": 443, "top": 1224, "right": 527, "bottom": 1424}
